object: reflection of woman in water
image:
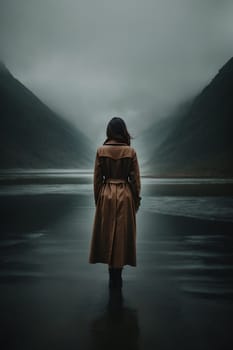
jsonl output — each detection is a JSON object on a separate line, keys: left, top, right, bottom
{"left": 90, "top": 290, "right": 140, "bottom": 350}
{"left": 88, "top": 117, "right": 141, "bottom": 289}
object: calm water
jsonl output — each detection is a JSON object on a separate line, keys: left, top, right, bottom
{"left": 0, "top": 173, "right": 233, "bottom": 349}
{"left": 1, "top": 173, "right": 233, "bottom": 222}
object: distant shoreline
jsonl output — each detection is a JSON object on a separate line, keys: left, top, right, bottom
{"left": 0, "top": 169, "right": 233, "bottom": 180}
{"left": 0, "top": 177, "right": 233, "bottom": 196}
{"left": 0, "top": 168, "right": 233, "bottom": 177}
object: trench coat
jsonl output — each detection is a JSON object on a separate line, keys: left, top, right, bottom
{"left": 88, "top": 140, "right": 141, "bottom": 267}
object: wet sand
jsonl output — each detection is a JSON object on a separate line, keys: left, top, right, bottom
{"left": 0, "top": 192, "right": 233, "bottom": 350}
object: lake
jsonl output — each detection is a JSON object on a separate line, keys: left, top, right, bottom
{"left": 0, "top": 172, "right": 233, "bottom": 350}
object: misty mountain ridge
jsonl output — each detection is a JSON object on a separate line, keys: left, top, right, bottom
{"left": 1, "top": 57, "right": 233, "bottom": 177}
{"left": 0, "top": 61, "right": 94, "bottom": 169}
{"left": 143, "top": 56, "right": 233, "bottom": 177}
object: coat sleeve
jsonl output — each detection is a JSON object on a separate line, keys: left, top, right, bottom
{"left": 93, "top": 149, "right": 103, "bottom": 205}
{"left": 129, "top": 150, "right": 141, "bottom": 211}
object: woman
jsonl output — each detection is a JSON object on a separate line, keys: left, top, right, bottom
{"left": 88, "top": 117, "right": 141, "bottom": 289}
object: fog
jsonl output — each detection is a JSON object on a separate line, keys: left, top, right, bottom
{"left": 1, "top": 0, "right": 233, "bottom": 144}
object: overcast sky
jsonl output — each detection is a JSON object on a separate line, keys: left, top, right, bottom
{"left": 1, "top": 0, "right": 233, "bottom": 145}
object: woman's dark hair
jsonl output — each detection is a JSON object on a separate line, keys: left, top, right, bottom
{"left": 103, "top": 117, "right": 132, "bottom": 146}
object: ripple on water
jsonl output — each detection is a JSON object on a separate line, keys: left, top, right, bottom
{"left": 141, "top": 196, "right": 233, "bottom": 222}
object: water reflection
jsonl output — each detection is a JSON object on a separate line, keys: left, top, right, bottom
{"left": 90, "top": 290, "right": 140, "bottom": 350}
{"left": 0, "top": 193, "right": 80, "bottom": 236}
{"left": 179, "top": 233, "right": 233, "bottom": 299}
{"left": 0, "top": 178, "right": 233, "bottom": 349}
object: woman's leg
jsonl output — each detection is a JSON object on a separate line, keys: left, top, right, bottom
{"left": 108, "top": 265, "right": 123, "bottom": 289}
{"left": 108, "top": 266, "right": 115, "bottom": 288}
{"left": 115, "top": 267, "right": 123, "bottom": 288}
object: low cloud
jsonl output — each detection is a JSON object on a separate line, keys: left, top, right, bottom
{"left": 1, "top": 0, "right": 233, "bottom": 145}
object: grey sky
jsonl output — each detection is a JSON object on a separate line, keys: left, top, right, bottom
{"left": 1, "top": 0, "right": 233, "bottom": 147}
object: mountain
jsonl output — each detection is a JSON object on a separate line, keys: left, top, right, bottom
{"left": 136, "top": 101, "right": 192, "bottom": 172}
{"left": 144, "top": 57, "right": 233, "bottom": 177}
{"left": 0, "top": 62, "right": 94, "bottom": 169}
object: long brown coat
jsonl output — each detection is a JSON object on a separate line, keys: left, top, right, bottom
{"left": 88, "top": 140, "right": 141, "bottom": 267}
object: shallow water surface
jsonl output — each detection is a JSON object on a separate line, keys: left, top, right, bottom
{"left": 0, "top": 175, "right": 233, "bottom": 349}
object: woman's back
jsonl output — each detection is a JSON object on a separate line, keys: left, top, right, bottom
{"left": 89, "top": 117, "right": 141, "bottom": 289}
{"left": 97, "top": 141, "right": 136, "bottom": 180}
{"left": 93, "top": 140, "right": 141, "bottom": 207}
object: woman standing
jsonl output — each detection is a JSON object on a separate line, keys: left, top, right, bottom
{"left": 88, "top": 117, "right": 141, "bottom": 289}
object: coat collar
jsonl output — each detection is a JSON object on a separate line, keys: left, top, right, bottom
{"left": 103, "top": 139, "right": 128, "bottom": 146}
{"left": 98, "top": 144, "right": 134, "bottom": 159}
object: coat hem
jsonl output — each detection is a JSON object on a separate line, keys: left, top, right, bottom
{"left": 89, "top": 260, "right": 136, "bottom": 267}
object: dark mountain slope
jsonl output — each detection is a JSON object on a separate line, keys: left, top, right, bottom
{"left": 145, "top": 57, "right": 233, "bottom": 177}
{"left": 0, "top": 62, "right": 94, "bottom": 169}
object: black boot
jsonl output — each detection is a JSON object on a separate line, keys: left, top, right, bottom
{"left": 115, "top": 268, "right": 123, "bottom": 289}
{"left": 108, "top": 267, "right": 117, "bottom": 289}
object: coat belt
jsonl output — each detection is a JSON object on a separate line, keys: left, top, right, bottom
{"left": 104, "top": 178, "right": 128, "bottom": 184}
